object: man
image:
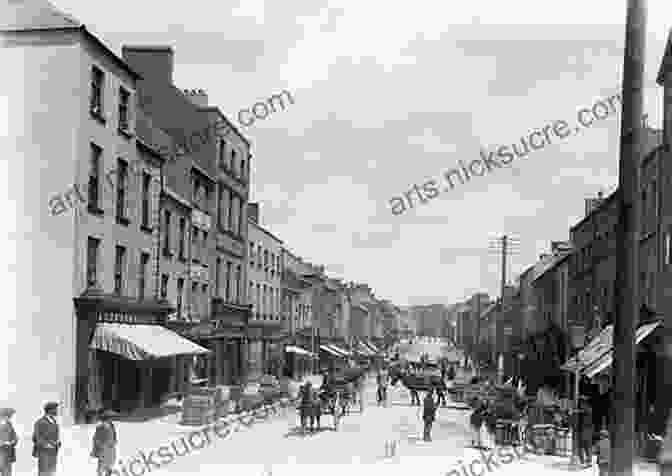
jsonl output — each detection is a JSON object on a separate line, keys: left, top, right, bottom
{"left": 577, "top": 396, "right": 594, "bottom": 467}
{"left": 422, "top": 391, "right": 438, "bottom": 442}
{"left": 410, "top": 387, "right": 420, "bottom": 406}
{"left": 0, "top": 408, "right": 17, "bottom": 476}
{"left": 376, "top": 372, "right": 387, "bottom": 406}
{"left": 32, "top": 402, "right": 61, "bottom": 476}
{"left": 90, "top": 410, "right": 117, "bottom": 476}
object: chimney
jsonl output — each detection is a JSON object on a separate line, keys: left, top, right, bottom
{"left": 247, "top": 203, "right": 259, "bottom": 224}
{"left": 182, "top": 89, "right": 209, "bottom": 108}
{"left": 122, "top": 46, "right": 174, "bottom": 83}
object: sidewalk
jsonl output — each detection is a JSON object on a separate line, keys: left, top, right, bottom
{"left": 11, "top": 374, "right": 321, "bottom": 476}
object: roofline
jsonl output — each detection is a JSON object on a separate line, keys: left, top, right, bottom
{"left": 81, "top": 26, "right": 142, "bottom": 81}
{"left": 201, "top": 106, "right": 251, "bottom": 148}
{"left": 569, "top": 189, "right": 619, "bottom": 233}
{"left": 248, "top": 218, "right": 283, "bottom": 244}
{"left": 136, "top": 138, "right": 168, "bottom": 162}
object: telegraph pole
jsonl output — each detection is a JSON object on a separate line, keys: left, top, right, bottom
{"left": 613, "top": 1, "right": 645, "bottom": 475}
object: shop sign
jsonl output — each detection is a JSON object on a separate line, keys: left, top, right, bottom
{"left": 503, "top": 326, "right": 513, "bottom": 336}
{"left": 570, "top": 324, "right": 585, "bottom": 349}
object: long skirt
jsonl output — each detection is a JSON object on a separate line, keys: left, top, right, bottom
{"left": 96, "top": 445, "right": 117, "bottom": 476}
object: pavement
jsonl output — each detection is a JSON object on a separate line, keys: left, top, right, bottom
{"left": 10, "top": 372, "right": 663, "bottom": 475}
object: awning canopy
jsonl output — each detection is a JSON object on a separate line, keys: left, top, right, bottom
{"left": 355, "top": 342, "right": 375, "bottom": 356}
{"left": 583, "top": 320, "right": 661, "bottom": 378}
{"left": 91, "top": 323, "right": 211, "bottom": 360}
{"left": 320, "top": 344, "right": 346, "bottom": 358}
{"left": 329, "top": 343, "right": 352, "bottom": 356}
{"left": 561, "top": 320, "right": 661, "bottom": 375}
{"left": 285, "top": 345, "right": 315, "bottom": 357}
{"left": 366, "top": 340, "right": 380, "bottom": 354}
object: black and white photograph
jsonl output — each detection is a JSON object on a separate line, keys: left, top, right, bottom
{"left": 2, "top": 0, "right": 672, "bottom": 475}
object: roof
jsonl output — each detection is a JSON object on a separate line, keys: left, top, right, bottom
{"left": 248, "top": 218, "right": 283, "bottom": 244}
{"left": 0, "top": 0, "right": 80, "bottom": 31}
{"left": 1, "top": 1, "right": 141, "bottom": 81}
{"left": 531, "top": 250, "right": 573, "bottom": 283}
{"left": 201, "top": 106, "right": 250, "bottom": 148}
{"left": 658, "top": 28, "right": 672, "bottom": 85}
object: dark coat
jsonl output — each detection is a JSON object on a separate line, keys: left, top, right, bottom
{"left": 423, "top": 396, "right": 437, "bottom": 421}
{"left": 0, "top": 421, "right": 17, "bottom": 467}
{"left": 32, "top": 415, "right": 60, "bottom": 472}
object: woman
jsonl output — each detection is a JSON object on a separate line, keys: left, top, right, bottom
{"left": 0, "top": 408, "right": 17, "bottom": 476}
{"left": 90, "top": 410, "right": 117, "bottom": 476}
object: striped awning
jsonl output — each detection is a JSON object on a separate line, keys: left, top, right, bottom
{"left": 91, "top": 323, "right": 211, "bottom": 360}
{"left": 363, "top": 340, "right": 379, "bottom": 354}
{"left": 320, "top": 344, "right": 346, "bottom": 358}
{"left": 285, "top": 345, "right": 315, "bottom": 357}
{"left": 329, "top": 343, "right": 352, "bottom": 356}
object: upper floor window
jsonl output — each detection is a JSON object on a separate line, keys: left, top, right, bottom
{"left": 141, "top": 172, "right": 151, "bottom": 228}
{"left": 114, "top": 245, "right": 126, "bottom": 295}
{"left": 161, "top": 274, "right": 169, "bottom": 299}
{"left": 88, "top": 143, "right": 102, "bottom": 210}
{"left": 163, "top": 211, "right": 172, "bottom": 257}
{"left": 231, "top": 149, "right": 237, "bottom": 175}
{"left": 249, "top": 241, "right": 255, "bottom": 266}
{"left": 665, "top": 227, "right": 672, "bottom": 266}
{"left": 191, "top": 226, "right": 199, "bottom": 263}
{"left": 215, "top": 258, "right": 221, "bottom": 297}
{"left": 118, "top": 87, "right": 131, "bottom": 133}
{"left": 219, "top": 139, "right": 227, "bottom": 170}
{"left": 116, "top": 159, "right": 128, "bottom": 223}
{"left": 240, "top": 158, "right": 246, "bottom": 180}
{"left": 90, "top": 66, "right": 104, "bottom": 117}
{"left": 178, "top": 218, "right": 186, "bottom": 260}
{"left": 177, "top": 278, "right": 184, "bottom": 317}
{"left": 138, "top": 252, "right": 149, "bottom": 300}
{"left": 86, "top": 237, "right": 100, "bottom": 287}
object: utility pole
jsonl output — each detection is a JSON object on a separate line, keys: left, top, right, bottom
{"left": 475, "top": 294, "right": 481, "bottom": 377}
{"left": 613, "top": 1, "right": 645, "bottom": 475}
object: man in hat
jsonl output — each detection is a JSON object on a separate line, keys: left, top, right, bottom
{"left": 0, "top": 408, "right": 17, "bottom": 476}
{"left": 32, "top": 402, "right": 61, "bottom": 476}
{"left": 91, "top": 410, "right": 117, "bottom": 476}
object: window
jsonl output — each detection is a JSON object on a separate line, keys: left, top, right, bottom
{"left": 191, "top": 282, "right": 198, "bottom": 315}
{"left": 665, "top": 228, "right": 672, "bottom": 266}
{"left": 88, "top": 144, "right": 102, "bottom": 210}
{"left": 231, "top": 149, "right": 237, "bottom": 175}
{"left": 141, "top": 173, "right": 151, "bottom": 228}
{"left": 161, "top": 274, "right": 169, "bottom": 299}
{"left": 90, "top": 66, "right": 104, "bottom": 115}
{"left": 202, "top": 231, "right": 208, "bottom": 263}
{"left": 138, "top": 252, "right": 149, "bottom": 300}
{"left": 227, "top": 191, "right": 235, "bottom": 231}
{"left": 256, "top": 284, "right": 261, "bottom": 318}
{"left": 230, "top": 195, "right": 240, "bottom": 235}
{"left": 235, "top": 265, "right": 241, "bottom": 304}
{"left": 86, "top": 237, "right": 100, "bottom": 287}
{"left": 177, "top": 278, "right": 184, "bottom": 318}
{"left": 191, "top": 226, "right": 199, "bottom": 262}
{"left": 178, "top": 218, "right": 186, "bottom": 260}
{"left": 163, "top": 211, "right": 172, "bottom": 256}
{"left": 215, "top": 258, "right": 221, "bottom": 297}
{"left": 225, "top": 262, "right": 232, "bottom": 302}
{"left": 238, "top": 199, "right": 245, "bottom": 236}
{"left": 264, "top": 250, "right": 269, "bottom": 271}
{"left": 249, "top": 281, "right": 254, "bottom": 308}
{"left": 118, "top": 87, "right": 130, "bottom": 132}
{"left": 219, "top": 139, "right": 227, "bottom": 169}
{"left": 257, "top": 245, "right": 262, "bottom": 269}
{"left": 114, "top": 245, "right": 126, "bottom": 295}
{"left": 249, "top": 242, "right": 255, "bottom": 266}
{"left": 116, "top": 159, "right": 128, "bottom": 222}
{"left": 202, "top": 283, "right": 208, "bottom": 302}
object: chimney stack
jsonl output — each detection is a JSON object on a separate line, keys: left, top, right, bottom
{"left": 182, "top": 89, "right": 209, "bottom": 108}
{"left": 247, "top": 203, "right": 259, "bottom": 224}
{"left": 122, "top": 46, "right": 174, "bottom": 83}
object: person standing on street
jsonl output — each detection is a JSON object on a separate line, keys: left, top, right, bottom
{"left": 32, "top": 402, "right": 61, "bottom": 476}
{"left": 90, "top": 410, "right": 117, "bottom": 476}
{"left": 422, "top": 390, "right": 438, "bottom": 442}
{"left": 376, "top": 372, "right": 387, "bottom": 406}
{"left": 578, "top": 396, "right": 594, "bottom": 467}
{"left": 594, "top": 428, "right": 610, "bottom": 476}
{"left": 410, "top": 386, "right": 420, "bottom": 406}
{"left": 0, "top": 408, "right": 17, "bottom": 476}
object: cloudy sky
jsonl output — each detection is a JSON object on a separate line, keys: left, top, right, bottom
{"left": 54, "top": 0, "right": 672, "bottom": 306}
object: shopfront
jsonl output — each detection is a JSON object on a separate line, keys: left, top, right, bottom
{"left": 74, "top": 289, "right": 211, "bottom": 422}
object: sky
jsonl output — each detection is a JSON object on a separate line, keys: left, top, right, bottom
{"left": 51, "top": 0, "right": 672, "bottom": 307}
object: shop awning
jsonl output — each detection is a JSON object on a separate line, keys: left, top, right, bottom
{"left": 329, "top": 343, "right": 352, "bottom": 356}
{"left": 366, "top": 340, "right": 381, "bottom": 354}
{"left": 320, "top": 344, "right": 346, "bottom": 358}
{"left": 583, "top": 320, "right": 662, "bottom": 378}
{"left": 562, "top": 320, "right": 661, "bottom": 375}
{"left": 90, "top": 323, "right": 211, "bottom": 360}
{"left": 355, "top": 342, "right": 375, "bottom": 356}
{"left": 285, "top": 345, "right": 315, "bottom": 357}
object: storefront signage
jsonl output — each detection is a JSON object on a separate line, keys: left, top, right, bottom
{"left": 97, "top": 311, "right": 159, "bottom": 325}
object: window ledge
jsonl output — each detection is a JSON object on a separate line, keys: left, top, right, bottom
{"left": 163, "top": 249, "right": 173, "bottom": 258}
{"left": 90, "top": 109, "right": 106, "bottom": 125}
{"left": 87, "top": 204, "right": 104, "bottom": 216}
{"left": 118, "top": 127, "right": 134, "bottom": 140}
{"left": 116, "top": 216, "right": 131, "bottom": 227}
{"left": 140, "top": 224, "right": 153, "bottom": 234}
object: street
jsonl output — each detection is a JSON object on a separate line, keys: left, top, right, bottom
{"left": 132, "top": 375, "right": 613, "bottom": 476}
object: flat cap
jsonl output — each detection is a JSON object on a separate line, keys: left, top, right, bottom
{"left": 44, "top": 402, "right": 59, "bottom": 412}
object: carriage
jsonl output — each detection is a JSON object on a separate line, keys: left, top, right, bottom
{"left": 298, "top": 367, "right": 365, "bottom": 432}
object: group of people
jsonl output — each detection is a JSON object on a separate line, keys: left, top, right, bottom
{"left": 298, "top": 375, "right": 365, "bottom": 433}
{"left": 0, "top": 401, "right": 117, "bottom": 476}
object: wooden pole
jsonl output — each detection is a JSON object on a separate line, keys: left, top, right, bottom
{"left": 612, "top": 1, "right": 645, "bottom": 475}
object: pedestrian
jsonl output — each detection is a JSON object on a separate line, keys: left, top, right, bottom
{"left": 0, "top": 408, "right": 17, "bottom": 476}
{"left": 310, "top": 388, "right": 321, "bottom": 432}
{"left": 377, "top": 372, "right": 387, "bottom": 406}
{"left": 447, "top": 366, "right": 456, "bottom": 381}
{"left": 358, "top": 375, "right": 365, "bottom": 413}
{"left": 469, "top": 401, "right": 484, "bottom": 448}
{"left": 578, "top": 396, "right": 594, "bottom": 467}
{"left": 594, "top": 428, "right": 610, "bottom": 476}
{"left": 90, "top": 410, "right": 117, "bottom": 476}
{"left": 299, "top": 382, "right": 312, "bottom": 432}
{"left": 410, "top": 387, "right": 420, "bottom": 406}
{"left": 422, "top": 391, "right": 437, "bottom": 442}
{"left": 436, "top": 383, "right": 447, "bottom": 407}
{"left": 32, "top": 402, "right": 61, "bottom": 476}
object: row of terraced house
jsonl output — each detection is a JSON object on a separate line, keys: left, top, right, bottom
{"left": 0, "top": 0, "right": 402, "bottom": 432}
{"left": 451, "top": 29, "right": 672, "bottom": 455}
